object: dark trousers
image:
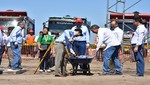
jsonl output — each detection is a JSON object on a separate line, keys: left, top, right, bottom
{"left": 39, "top": 50, "right": 50, "bottom": 70}
{"left": 73, "top": 41, "right": 87, "bottom": 70}
{"left": 132, "top": 44, "right": 144, "bottom": 76}
{"left": 0, "top": 46, "right": 5, "bottom": 65}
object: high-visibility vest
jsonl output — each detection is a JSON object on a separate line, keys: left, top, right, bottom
{"left": 26, "top": 34, "right": 35, "bottom": 44}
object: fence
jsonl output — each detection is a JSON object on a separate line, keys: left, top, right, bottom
{"left": 21, "top": 43, "right": 37, "bottom": 57}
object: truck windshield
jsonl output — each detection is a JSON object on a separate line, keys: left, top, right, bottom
{"left": 48, "top": 21, "right": 76, "bottom": 32}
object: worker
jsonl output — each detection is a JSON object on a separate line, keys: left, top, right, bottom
{"left": 53, "top": 29, "right": 75, "bottom": 77}
{"left": 110, "top": 19, "right": 124, "bottom": 72}
{"left": 25, "top": 29, "right": 35, "bottom": 57}
{"left": 0, "top": 26, "right": 7, "bottom": 65}
{"left": 6, "top": 27, "right": 14, "bottom": 68}
{"left": 90, "top": 25, "right": 122, "bottom": 75}
{"left": 71, "top": 18, "right": 90, "bottom": 73}
{"left": 131, "top": 18, "right": 147, "bottom": 77}
{"left": 9, "top": 21, "right": 25, "bottom": 70}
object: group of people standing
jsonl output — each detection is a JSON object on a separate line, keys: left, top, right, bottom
{"left": 0, "top": 21, "right": 25, "bottom": 70}
{"left": 90, "top": 18, "right": 147, "bottom": 76}
{"left": 0, "top": 16, "right": 147, "bottom": 77}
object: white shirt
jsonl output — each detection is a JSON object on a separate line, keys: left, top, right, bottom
{"left": 6, "top": 36, "right": 10, "bottom": 47}
{"left": 71, "top": 25, "right": 90, "bottom": 44}
{"left": 96, "top": 28, "right": 120, "bottom": 50}
{"left": 111, "top": 27, "right": 124, "bottom": 45}
{"left": 0, "top": 30, "right": 7, "bottom": 46}
{"left": 131, "top": 24, "right": 147, "bottom": 45}
{"left": 34, "top": 35, "right": 39, "bottom": 42}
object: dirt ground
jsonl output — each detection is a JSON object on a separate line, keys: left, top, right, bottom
{"left": 0, "top": 55, "right": 150, "bottom": 85}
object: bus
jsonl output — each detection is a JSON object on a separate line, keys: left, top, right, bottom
{"left": 0, "top": 10, "right": 35, "bottom": 37}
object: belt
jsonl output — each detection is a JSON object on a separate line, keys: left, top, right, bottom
{"left": 74, "top": 41, "right": 86, "bottom": 42}
{"left": 41, "top": 44, "right": 50, "bottom": 45}
{"left": 55, "top": 42, "right": 65, "bottom": 45}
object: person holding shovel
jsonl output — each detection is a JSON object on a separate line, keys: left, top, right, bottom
{"left": 53, "top": 29, "right": 76, "bottom": 77}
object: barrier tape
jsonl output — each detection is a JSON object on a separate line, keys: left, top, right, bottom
{"left": 22, "top": 43, "right": 150, "bottom": 49}
{"left": 89, "top": 44, "right": 150, "bottom": 49}
{"left": 22, "top": 43, "right": 37, "bottom": 46}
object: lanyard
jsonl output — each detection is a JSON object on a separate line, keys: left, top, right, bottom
{"left": 44, "top": 35, "right": 49, "bottom": 42}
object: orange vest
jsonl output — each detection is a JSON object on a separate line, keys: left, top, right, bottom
{"left": 26, "top": 34, "right": 35, "bottom": 44}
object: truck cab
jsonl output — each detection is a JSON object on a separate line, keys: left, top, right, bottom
{"left": 43, "top": 15, "right": 90, "bottom": 37}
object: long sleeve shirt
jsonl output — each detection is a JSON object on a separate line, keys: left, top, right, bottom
{"left": 6, "top": 36, "right": 11, "bottom": 47}
{"left": 96, "top": 28, "right": 120, "bottom": 51}
{"left": 9, "top": 26, "right": 23, "bottom": 44}
{"left": 0, "top": 31, "right": 3, "bottom": 46}
{"left": 131, "top": 25, "right": 147, "bottom": 45}
{"left": 71, "top": 25, "right": 90, "bottom": 44}
{"left": 0, "top": 30, "right": 7, "bottom": 46}
{"left": 34, "top": 35, "right": 39, "bottom": 42}
{"left": 55, "top": 29, "right": 75, "bottom": 54}
{"left": 111, "top": 27, "right": 124, "bottom": 45}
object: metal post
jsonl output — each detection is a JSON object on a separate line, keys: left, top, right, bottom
{"left": 148, "top": 19, "right": 150, "bottom": 51}
{"left": 106, "top": 0, "right": 109, "bottom": 27}
{"left": 124, "top": 0, "right": 142, "bottom": 12}
{"left": 116, "top": 0, "right": 118, "bottom": 12}
{"left": 121, "top": 0, "right": 126, "bottom": 67}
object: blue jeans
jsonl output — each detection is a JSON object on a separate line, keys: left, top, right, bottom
{"left": 10, "top": 42, "right": 22, "bottom": 69}
{"left": 0, "top": 46, "right": 5, "bottom": 65}
{"left": 132, "top": 45, "right": 144, "bottom": 76}
{"left": 111, "top": 46, "right": 122, "bottom": 73}
{"left": 103, "top": 46, "right": 116, "bottom": 73}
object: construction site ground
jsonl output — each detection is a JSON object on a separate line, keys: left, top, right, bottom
{"left": 0, "top": 55, "right": 150, "bottom": 85}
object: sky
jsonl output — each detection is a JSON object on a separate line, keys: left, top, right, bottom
{"left": 0, "top": 0, "right": 150, "bottom": 43}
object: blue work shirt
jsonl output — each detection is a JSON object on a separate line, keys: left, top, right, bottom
{"left": 71, "top": 25, "right": 90, "bottom": 44}
{"left": 9, "top": 26, "right": 23, "bottom": 44}
{"left": 55, "top": 30, "right": 75, "bottom": 54}
{"left": 55, "top": 30, "right": 74, "bottom": 43}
